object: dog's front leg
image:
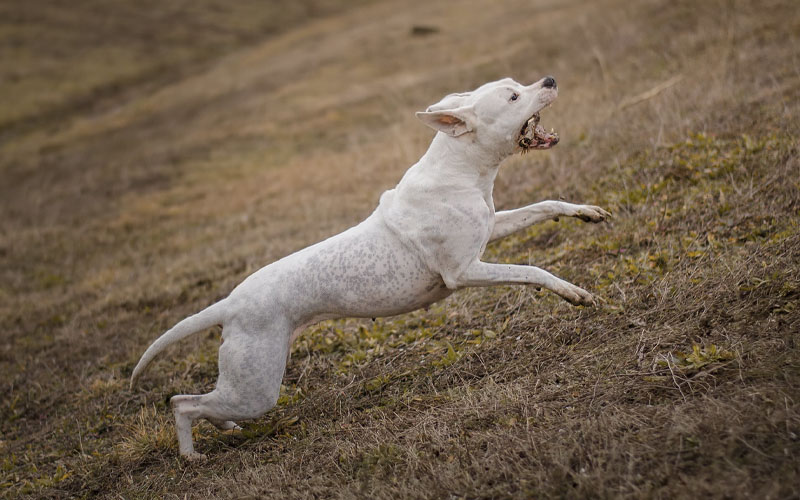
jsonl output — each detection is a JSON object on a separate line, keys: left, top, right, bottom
{"left": 490, "top": 201, "right": 610, "bottom": 242}
{"left": 449, "top": 261, "right": 595, "bottom": 306}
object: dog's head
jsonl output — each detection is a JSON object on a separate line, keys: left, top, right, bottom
{"left": 416, "top": 76, "right": 559, "bottom": 158}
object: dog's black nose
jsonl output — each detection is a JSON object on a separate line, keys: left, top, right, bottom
{"left": 542, "top": 76, "right": 557, "bottom": 89}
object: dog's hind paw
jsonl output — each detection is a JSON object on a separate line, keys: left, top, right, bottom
{"left": 208, "top": 418, "right": 241, "bottom": 432}
{"left": 182, "top": 451, "right": 208, "bottom": 462}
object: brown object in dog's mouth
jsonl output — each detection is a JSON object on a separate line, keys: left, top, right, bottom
{"left": 518, "top": 112, "right": 559, "bottom": 152}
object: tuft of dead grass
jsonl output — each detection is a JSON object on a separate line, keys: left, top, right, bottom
{"left": 117, "top": 406, "right": 178, "bottom": 463}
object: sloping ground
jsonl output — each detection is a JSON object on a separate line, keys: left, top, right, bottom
{"left": 0, "top": 0, "right": 373, "bottom": 135}
{"left": 1, "top": 0, "right": 799, "bottom": 498}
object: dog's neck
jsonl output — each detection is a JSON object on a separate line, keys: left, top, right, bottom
{"left": 416, "top": 133, "right": 504, "bottom": 194}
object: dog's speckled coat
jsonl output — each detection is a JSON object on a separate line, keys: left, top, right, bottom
{"left": 131, "top": 76, "right": 611, "bottom": 459}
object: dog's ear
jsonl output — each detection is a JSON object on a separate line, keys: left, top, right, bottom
{"left": 415, "top": 105, "right": 476, "bottom": 137}
{"left": 426, "top": 92, "right": 471, "bottom": 112}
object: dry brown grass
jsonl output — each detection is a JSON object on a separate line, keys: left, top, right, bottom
{"left": 1, "top": 0, "right": 799, "bottom": 498}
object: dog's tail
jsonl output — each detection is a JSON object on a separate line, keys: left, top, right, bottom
{"left": 130, "top": 300, "right": 227, "bottom": 389}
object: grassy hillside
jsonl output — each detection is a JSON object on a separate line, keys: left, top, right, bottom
{"left": 1, "top": 0, "right": 798, "bottom": 498}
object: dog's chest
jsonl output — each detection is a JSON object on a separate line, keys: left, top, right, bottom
{"left": 479, "top": 193, "right": 495, "bottom": 255}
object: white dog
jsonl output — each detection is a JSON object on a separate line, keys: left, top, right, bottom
{"left": 131, "top": 76, "right": 610, "bottom": 460}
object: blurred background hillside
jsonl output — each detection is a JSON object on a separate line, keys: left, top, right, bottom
{"left": 1, "top": 0, "right": 798, "bottom": 498}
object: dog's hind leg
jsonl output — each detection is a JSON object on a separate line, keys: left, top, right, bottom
{"left": 170, "top": 394, "right": 214, "bottom": 461}
{"left": 206, "top": 417, "right": 241, "bottom": 431}
{"left": 170, "top": 320, "right": 291, "bottom": 460}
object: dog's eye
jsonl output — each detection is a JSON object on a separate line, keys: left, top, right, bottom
{"left": 509, "top": 92, "right": 520, "bottom": 102}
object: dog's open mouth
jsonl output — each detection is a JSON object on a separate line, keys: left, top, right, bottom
{"left": 518, "top": 112, "right": 559, "bottom": 151}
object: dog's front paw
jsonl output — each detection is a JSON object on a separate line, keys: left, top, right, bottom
{"left": 559, "top": 283, "right": 596, "bottom": 307}
{"left": 574, "top": 205, "right": 612, "bottom": 223}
